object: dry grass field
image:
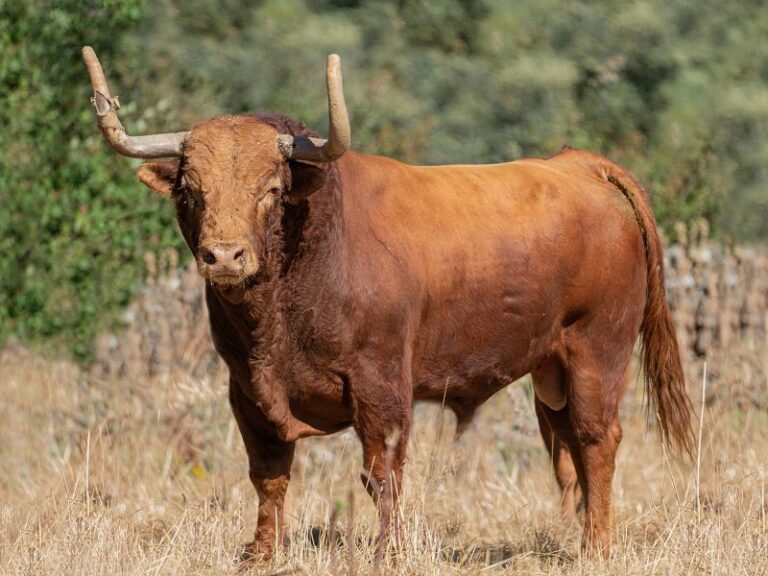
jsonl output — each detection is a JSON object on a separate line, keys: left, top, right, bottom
{"left": 2, "top": 339, "right": 768, "bottom": 575}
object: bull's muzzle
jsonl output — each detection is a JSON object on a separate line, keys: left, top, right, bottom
{"left": 197, "top": 241, "right": 257, "bottom": 284}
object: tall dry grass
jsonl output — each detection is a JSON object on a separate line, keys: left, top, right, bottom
{"left": 2, "top": 337, "right": 768, "bottom": 575}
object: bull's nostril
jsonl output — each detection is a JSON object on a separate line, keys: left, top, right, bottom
{"left": 233, "top": 248, "right": 245, "bottom": 262}
{"left": 202, "top": 249, "right": 216, "bottom": 265}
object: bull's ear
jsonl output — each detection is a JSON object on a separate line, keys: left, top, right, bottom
{"left": 287, "top": 161, "right": 328, "bottom": 204}
{"left": 137, "top": 161, "right": 179, "bottom": 197}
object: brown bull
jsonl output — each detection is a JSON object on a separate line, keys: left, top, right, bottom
{"left": 83, "top": 47, "right": 693, "bottom": 558}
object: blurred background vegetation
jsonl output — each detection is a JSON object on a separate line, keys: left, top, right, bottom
{"left": 1, "top": 0, "right": 767, "bottom": 359}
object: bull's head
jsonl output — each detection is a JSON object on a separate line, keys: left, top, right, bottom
{"left": 82, "top": 47, "right": 349, "bottom": 287}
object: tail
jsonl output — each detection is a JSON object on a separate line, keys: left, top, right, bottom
{"left": 598, "top": 158, "right": 694, "bottom": 457}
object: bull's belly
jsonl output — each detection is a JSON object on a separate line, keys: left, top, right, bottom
{"left": 412, "top": 325, "right": 549, "bottom": 398}
{"left": 410, "top": 356, "right": 533, "bottom": 435}
{"left": 408, "top": 291, "right": 559, "bottom": 422}
{"left": 413, "top": 354, "right": 533, "bottom": 402}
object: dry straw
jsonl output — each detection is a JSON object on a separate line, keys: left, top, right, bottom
{"left": 2, "top": 220, "right": 768, "bottom": 574}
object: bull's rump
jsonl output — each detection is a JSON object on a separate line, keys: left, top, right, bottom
{"left": 340, "top": 150, "right": 647, "bottom": 400}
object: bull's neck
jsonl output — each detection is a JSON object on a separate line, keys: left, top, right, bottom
{"left": 211, "top": 160, "right": 346, "bottom": 354}
{"left": 208, "top": 158, "right": 351, "bottom": 441}
{"left": 280, "top": 161, "right": 345, "bottom": 296}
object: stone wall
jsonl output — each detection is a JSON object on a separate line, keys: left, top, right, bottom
{"left": 665, "top": 221, "right": 768, "bottom": 368}
{"left": 91, "top": 251, "right": 220, "bottom": 380}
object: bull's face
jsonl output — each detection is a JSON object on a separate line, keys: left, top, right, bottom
{"left": 81, "top": 47, "right": 349, "bottom": 288}
{"left": 136, "top": 117, "right": 331, "bottom": 286}
{"left": 137, "top": 118, "right": 293, "bottom": 286}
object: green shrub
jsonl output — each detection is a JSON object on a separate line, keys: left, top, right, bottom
{"left": 0, "top": 0, "right": 185, "bottom": 359}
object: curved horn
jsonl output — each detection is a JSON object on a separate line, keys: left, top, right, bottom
{"left": 277, "top": 54, "right": 350, "bottom": 162}
{"left": 82, "top": 46, "right": 189, "bottom": 158}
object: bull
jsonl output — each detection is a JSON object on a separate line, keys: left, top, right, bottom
{"left": 82, "top": 47, "right": 693, "bottom": 559}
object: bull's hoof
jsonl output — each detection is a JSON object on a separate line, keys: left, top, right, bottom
{"left": 580, "top": 536, "right": 612, "bottom": 560}
{"left": 238, "top": 540, "right": 275, "bottom": 569}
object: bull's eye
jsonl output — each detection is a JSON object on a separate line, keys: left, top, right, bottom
{"left": 256, "top": 187, "right": 280, "bottom": 203}
{"left": 179, "top": 187, "right": 199, "bottom": 210}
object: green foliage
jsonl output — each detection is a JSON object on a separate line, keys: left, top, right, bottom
{"left": 0, "top": 0, "right": 184, "bottom": 359}
{"left": 126, "top": 0, "right": 768, "bottom": 238}
{"left": 1, "top": 0, "right": 767, "bottom": 358}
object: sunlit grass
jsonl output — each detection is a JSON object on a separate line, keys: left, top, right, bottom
{"left": 1, "top": 342, "right": 767, "bottom": 575}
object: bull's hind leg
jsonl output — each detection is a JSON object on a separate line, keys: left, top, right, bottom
{"left": 230, "top": 380, "right": 295, "bottom": 562}
{"left": 534, "top": 398, "right": 582, "bottom": 523}
{"left": 562, "top": 335, "right": 628, "bottom": 558}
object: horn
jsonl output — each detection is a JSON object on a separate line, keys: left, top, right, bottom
{"left": 82, "top": 46, "right": 189, "bottom": 158}
{"left": 277, "top": 54, "right": 350, "bottom": 162}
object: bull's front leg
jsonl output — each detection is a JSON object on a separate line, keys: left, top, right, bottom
{"left": 229, "top": 379, "right": 295, "bottom": 562}
{"left": 350, "top": 363, "right": 413, "bottom": 557}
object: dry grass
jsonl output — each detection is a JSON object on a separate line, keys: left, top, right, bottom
{"left": 2, "top": 342, "right": 768, "bottom": 575}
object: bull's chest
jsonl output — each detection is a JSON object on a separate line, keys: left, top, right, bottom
{"left": 210, "top": 289, "right": 353, "bottom": 440}
{"left": 243, "top": 355, "right": 352, "bottom": 440}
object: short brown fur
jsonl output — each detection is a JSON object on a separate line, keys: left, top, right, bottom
{"left": 134, "top": 112, "right": 692, "bottom": 559}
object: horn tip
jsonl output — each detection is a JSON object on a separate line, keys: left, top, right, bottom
{"left": 82, "top": 46, "right": 98, "bottom": 65}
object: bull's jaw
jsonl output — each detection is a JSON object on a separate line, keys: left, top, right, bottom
{"left": 206, "top": 274, "right": 264, "bottom": 305}
{"left": 190, "top": 261, "right": 255, "bottom": 304}
{"left": 200, "top": 271, "right": 248, "bottom": 304}
{"left": 215, "top": 283, "right": 246, "bottom": 305}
